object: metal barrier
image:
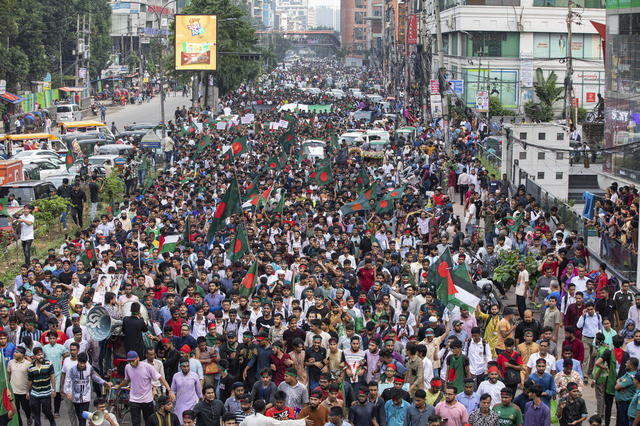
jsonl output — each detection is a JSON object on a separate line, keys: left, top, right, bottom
{"left": 597, "top": 233, "right": 638, "bottom": 283}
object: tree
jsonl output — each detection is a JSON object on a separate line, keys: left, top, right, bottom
{"left": 489, "top": 96, "right": 515, "bottom": 117}
{"left": 533, "top": 67, "right": 563, "bottom": 109}
{"left": 126, "top": 51, "right": 141, "bottom": 73}
{"left": 524, "top": 101, "right": 554, "bottom": 123}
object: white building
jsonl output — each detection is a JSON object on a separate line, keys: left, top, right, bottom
{"left": 423, "top": 0, "right": 606, "bottom": 112}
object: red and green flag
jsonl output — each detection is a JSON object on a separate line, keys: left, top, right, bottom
{"left": 266, "top": 156, "right": 281, "bottom": 171}
{"left": 210, "top": 180, "right": 242, "bottom": 234}
{"left": 314, "top": 161, "right": 334, "bottom": 186}
{"left": 231, "top": 135, "right": 247, "bottom": 156}
{"left": 0, "top": 348, "right": 17, "bottom": 425}
{"left": 279, "top": 130, "right": 295, "bottom": 153}
{"left": 107, "top": 197, "right": 116, "bottom": 214}
{"left": 65, "top": 149, "right": 76, "bottom": 171}
{"left": 244, "top": 174, "right": 261, "bottom": 202}
{"left": 273, "top": 190, "right": 286, "bottom": 215}
{"left": 387, "top": 185, "right": 405, "bottom": 200}
{"left": 80, "top": 241, "right": 98, "bottom": 269}
{"left": 340, "top": 191, "right": 370, "bottom": 216}
{"left": 240, "top": 259, "right": 258, "bottom": 298}
{"left": 197, "top": 135, "right": 211, "bottom": 154}
{"left": 0, "top": 198, "right": 8, "bottom": 217}
{"left": 505, "top": 212, "right": 524, "bottom": 232}
{"left": 374, "top": 195, "right": 394, "bottom": 215}
{"left": 363, "top": 182, "right": 377, "bottom": 201}
{"left": 330, "top": 133, "right": 339, "bottom": 155}
{"left": 227, "top": 225, "right": 249, "bottom": 263}
{"left": 181, "top": 216, "right": 191, "bottom": 245}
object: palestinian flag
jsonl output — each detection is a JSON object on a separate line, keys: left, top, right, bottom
{"left": 65, "top": 149, "right": 76, "bottom": 171}
{"left": 314, "top": 162, "right": 334, "bottom": 186}
{"left": 374, "top": 195, "right": 394, "bottom": 215}
{"left": 240, "top": 259, "right": 258, "bottom": 298}
{"left": 0, "top": 198, "right": 8, "bottom": 217}
{"left": 387, "top": 185, "right": 405, "bottom": 200}
{"left": 356, "top": 168, "right": 370, "bottom": 191}
{"left": 266, "top": 156, "right": 281, "bottom": 171}
{"left": 0, "top": 350, "right": 16, "bottom": 424}
{"left": 80, "top": 241, "right": 98, "bottom": 269}
{"left": 430, "top": 248, "right": 481, "bottom": 312}
{"left": 274, "top": 190, "right": 286, "bottom": 215}
{"left": 340, "top": 192, "right": 370, "bottom": 216}
{"left": 231, "top": 135, "right": 247, "bottom": 156}
{"left": 506, "top": 212, "right": 524, "bottom": 232}
{"left": 363, "top": 182, "right": 377, "bottom": 201}
{"left": 227, "top": 225, "right": 249, "bottom": 263}
{"left": 210, "top": 180, "right": 242, "bottom": 234}
{"left": 158, "top": 234, "right": 180, "bottom": 255}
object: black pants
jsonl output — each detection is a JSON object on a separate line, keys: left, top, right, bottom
{"left": 494, "top": 281, "right": 506, "bottom": 296}
{"left": 15, "top": 393, "right": 31, "bottom": 426}
{"left": 29, "top": 395, "right": 55, "bottom": 426}
{"left": 616, "top": 401, "right": 629, "bottom": 426}
{"left": 22, "top": 239, "right": 33, "bottom": 265}
{"left": 73, "top": 402, "right": 90, "bottom": 426}
{"left": 130, "top": 401, "right": 154, "bottom": 426}
{"left": 516, "top": 295, "right": 526, "bottom": 319}
{"left": 605, "top": 392, "right": 615, "bottom": 426}
{"left": 459, "top": 184, "right": 469, "bottom": 204}
{"left": 71, "top": 207, "right": 83, "bottom": 228}
{"left": 53, "top": 393, "right": 61, "bottom": 413}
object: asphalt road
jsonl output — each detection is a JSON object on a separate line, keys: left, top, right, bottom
{"left": 104, "top": 93, "right": 193, "bottom": 134}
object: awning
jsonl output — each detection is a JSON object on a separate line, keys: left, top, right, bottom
{"left": 0, "top": 92, "right": 25, "bottom": 104}
{"left": 590, "top": 20, "right": 606, "bottom": 59}
{"left": 58, "top": 87, "right": 86, "bottom": 92}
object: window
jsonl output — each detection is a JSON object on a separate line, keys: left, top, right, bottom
{"left": 519, "top": 151, "right": 527, "bottom": 160}
{"left": 537, "top": 172, "right": 545, "bottom": 179}
{"left": 556, "top": 172, "right": 564, "bottom": 180}
{"left": 355, "top": 11, "right": 365, "bottom": 25}
{"left": 467, "top": 32, "right": 519, "bottom": 58}
{"left": 538, "top": 152, "right": 546, "bottom": 160}
{"left": 520, "top": 132, "right": 527, "bottom": 140}
{"left": 556, "top": 152, "right": 564, "bottom": 160}
{"left": 538, "top": 132, "right": 546, "bottom": 140}
{"left": 533, "top": 33, "right": 603, "bottom": 59}
{"left": 557, "top": 133, "right": 565, "bottom": 140}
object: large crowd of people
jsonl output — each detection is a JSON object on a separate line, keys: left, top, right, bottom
{"left": 2, "top": 59, "right": 639, "bottom": 426}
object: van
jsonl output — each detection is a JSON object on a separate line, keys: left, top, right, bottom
{"left": 56, "top": 104, "right": 82, "bottom": 122}
{"left": 0, "top": 180, "right": 56, "bottom": 206}
{"left": 96, "top": 144, "right": 135, "bottom": 156}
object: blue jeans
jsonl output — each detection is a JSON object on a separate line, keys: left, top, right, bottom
{"left": 309, "top": 381, "right": 319, "bottom": 392}
{"left": 91, "top": 202, "right": 98, "bottom": 221}
{"left": 138, "top": 169, "right": 146, "bottom": 184}
{"left": 165, "top": 151, "right": 173, "bottom": 165}
{"left": 60, "top": 207, "right": 68, "bottom": 229}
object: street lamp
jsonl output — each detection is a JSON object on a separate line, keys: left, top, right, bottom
{"left": 116, "top": 0, "right": 178, "bottom": 139}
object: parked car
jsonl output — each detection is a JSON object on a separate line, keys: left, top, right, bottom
{"left": 55, "top": 104, "right": 82, "bottom": 122}
{"left": 123, "top": 123, "right": 158, "bottom": 131}
{"left": 96, "top": 144, "right": 135, "bottom": 156}
{"left": 13, "top": 150, "right": 61, "bottom": 162}
{"left": 0, "top": 180, "right": 57, "bottom": 206}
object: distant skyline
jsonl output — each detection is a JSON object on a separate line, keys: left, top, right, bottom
{"left": 309, "top": 0, "right": 340, "bottom": 9}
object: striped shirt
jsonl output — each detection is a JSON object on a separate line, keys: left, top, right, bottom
{"left": 27, "top": 361, "right": 54, "bottom": 397}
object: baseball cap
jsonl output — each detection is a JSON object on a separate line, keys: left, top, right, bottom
{"left": 126, "top": 351, "right": 139, "bottom": 361}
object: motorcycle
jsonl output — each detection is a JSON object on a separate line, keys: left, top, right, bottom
{"left": 91, "top": 102, "right": 102, "bottom": 116}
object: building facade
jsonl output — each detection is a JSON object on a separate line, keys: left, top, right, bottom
{"left": 423, "top": 0, "right": 606, "bottom": 111}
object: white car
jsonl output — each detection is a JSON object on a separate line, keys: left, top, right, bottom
{"left": 27, "top": 159, "right": 67, "bottom": 179}
{"left": 13, "top": 150, "right": 62, "bottom": 162}
{"left": 302, "top": 140, "right": 326, "bottom": 162}
{"left": 339, "top": 131, "right": 364, "bottom": 146}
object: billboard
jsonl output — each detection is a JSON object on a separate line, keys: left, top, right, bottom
{"left": 174, "top": 15, "right": 218, "bottom": 71}
{"left": 407, "top": 15, "right": 417, "bottom": 45}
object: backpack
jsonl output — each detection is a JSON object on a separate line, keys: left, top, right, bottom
{"left": 501, "top": 351, "right": 522, "bottom": 386}
{"left": 465, "top": 338, "right": 488, "bottom": 358}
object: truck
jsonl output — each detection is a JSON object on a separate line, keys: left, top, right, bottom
{"left": 0, "top": 160, "right": 23, "bottom": 186}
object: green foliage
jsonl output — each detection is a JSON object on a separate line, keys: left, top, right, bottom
{"left": 126, "top": 51, "right": 141, "bottom": 72}
{"left": 33, "top": 196, "right": 70, "bottom": 232}
{"left": 524, "top": 101, "right": 554, "bottom": 123}
{"left": 101, "top": 173, "right": 124, "bottom": 204}
{"left": 489, "top": 96, "right": 515, "bottom": 117}
{"left": 534, "top": 68, "right": 564, "bottom": 109}
{"left": 492, "top": 251, "right": 541, "bottom": 291}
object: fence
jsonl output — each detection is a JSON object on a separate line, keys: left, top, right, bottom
{"left": 476, "top": 143, "right": 502, "bottom": 177}
{"left": 597, "top": 234, "right": 638, "bottom": 283}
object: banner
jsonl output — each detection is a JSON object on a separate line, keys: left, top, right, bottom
{"left": 174, "top": 15, "right": 218, "bottom": 71}
{"left": 430, "top": 94, "right": 443, "bottom": 117}
{"left": 216, "top": 121, "right": 227, "bottom": 130}
{"left": 430, "top": 79, "right": 440, "bottom": 94}
{"left": 241, "top": 114, "right": 254, "bottom": 124}
{"left": 278, "top": 120, "right": 289, "bottom": 128}
{"left": 407, "top": 15, "right": 418, "bottom": 45}
{"left": 476, "top": 90, "right": 489, "bottom": 112}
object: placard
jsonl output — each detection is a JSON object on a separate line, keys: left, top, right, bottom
{"left": 216, "top": 121, "right": 227, "bottom": 130}
{"left": 174, "top": 15, "right": 218, "bottom": 71}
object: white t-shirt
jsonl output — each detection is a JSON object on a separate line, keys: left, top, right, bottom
{"left": 20, "top": 213, "right": 35, "bottom": 241}
{"left": 526, "top": 352, "right": 556, "bottom": 375}
{"left": 515, "top": 270, "right": 530, "bottom": 297}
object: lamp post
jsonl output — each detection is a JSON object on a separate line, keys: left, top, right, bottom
{"left": 117, "top": 0, "right": 178, "bottom": 139}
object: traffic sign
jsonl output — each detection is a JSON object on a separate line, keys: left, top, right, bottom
{"left": 447, "top": 80, "right": 464, "bottom": 95}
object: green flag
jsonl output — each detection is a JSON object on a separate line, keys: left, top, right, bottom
{"left": 340, "top": 191, "right": 370, "bottom": 216}
{"left": 243, "top": 174, "right": 261, "bottom": 202}
{"left": 210, "top": 180, "right": 242, "bottom": 234}
{"left": 279, "top": 130, "right": 295, "bottom": 153}
{"left": 266, "top": 156, "right": 282, "bottom": 171}
{"left": 65, "top": 149, "right": 76, "bottom": 171}
{"left": 314, "top": 161, "right": 334, "bottom": 186}
{"left": 374, "top": 195, "right": 394, "bottom": 215}
{"left": 0, "top": 348, "right": 17, "bottom": 426}
{"left": 0, "top": 198, "right": 8, "bottom": 217}
{"left": 430, "top": 248, "right": 481, "bottom": 312}
{"left": 230, "top": 135, "right": 247, "bottom": 156}
{"left": 387, "top": 185, "right": 405, "bottom": 200}
{"left": 505, "top": 212, "right": 524, "bottom": 232}
{"left": 274, "top": 190, "right": 286, "bottom": 215}
{"left": 356, "top": 168, "right": 370, "bottom": 191}
{"left": 240, "top": 259, "right": 258, "bottom": 298}
{"left": 227, "top": 225, "right": 250, "bottom": 263}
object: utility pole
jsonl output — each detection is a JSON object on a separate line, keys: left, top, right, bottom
{"left": 434, "top": 0, "right": 449, "bottom": 155}
{"left": 87, "top": 14, "right": 91, "bottom": 90}
{"left": 75, "top": 15, "right": 80, "bottom": 88}
{"left": 82, "top": 14, "right": 86, "bottom": 97}
{"left": 565, "top": 0, "right": 573, "bottom": 128}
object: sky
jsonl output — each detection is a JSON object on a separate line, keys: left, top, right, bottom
{"left": 308, "top": 0, "right": 340, "bottom": 9}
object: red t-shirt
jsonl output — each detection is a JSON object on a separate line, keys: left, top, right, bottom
{"left": 357, "top": 267, "right": 375, "bottom": 293}
{"left": 266, "top": 407, "right": 296, "bottom": 420}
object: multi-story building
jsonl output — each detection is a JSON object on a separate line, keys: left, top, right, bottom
{"left": 314, "top": 5, "right": 341, "bottom": 29}
{"left": 423, "top": 0, "right": 606, "bottom": 111}
{"left": 604, "top": 0, "right": 640, "bottom": 183}
{"left": 275, "top": 0, "right": 309, "bottom": 30}
{"left": 341, "top": 0, "right": 382, "bottom": 63}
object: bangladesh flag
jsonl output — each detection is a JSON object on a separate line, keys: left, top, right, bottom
{"left": 387, "top": 185, "right": 405, "bottom": 200}
{"left": 430, "top": 248, "right": 481, "bottom": 312}
{"left": 231, "top": 135, "right": 247, "bottom": 156}
{"left": 340, "top": 192, "right": 370, "bottom": 216}
{"left": 210, "top": 180, "right": 242, "bottom": 234}
{"left": 363, "top": 182, "right": 377, "bottom": 201}
{"left": 182, "top": 216, "right": 191, "bottom": 245}
{"left": 65, "top": 149, "right": 76, "bottom": 171}
{"left": 227, "top": 225, "right": 249, "bottom": 263}
{"left": 158, "top": 234, "right": 180, "bottom": 255}
{"left": 244, "top": 186, "right": 273, "bottom": 209}
{"left": 274, "top": 190, "right": 286, "bottom": 215}
{"left": 0, "top": 198, "right": 8, "bottom": 217}
{"left": 314, "top": 162, "right": 334, "bottom": 186}
{"left": 279, "top": 130, "right": 295, "bottom": 153}
{"left": 374, "top": 195, "right": 394, "bottom": 215}
{"left": 240, "top": 259, "right": 258, "bottom": 298}
{"left": 266, "top": 156, "right": 281, "bottom": 171}
{"left": 356, "top": 168, "right": 370, "bottom": 191}
{"left": 244, "top": 174, "right": 261, "bottom": 202}
{"left": 107, "top": 197, "right": 116, "bottom": 214}
{"left": 197, "top": 135, "right": 211, "bottom": 154}
{"left": 220, "top": 148, "right": 233, "bottom": 164}
{"left": 0, "top": 350, "right": 16, "bottom": 426}
{"left": 506, "top": 212, "right": 524, "bottom": 232}
{"left": 80, "top": 241, "right": 98, "bottom": 269}
{"left": 330, "top": 133, "right": 339, "bottom": 155}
